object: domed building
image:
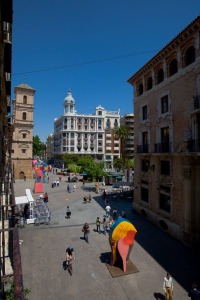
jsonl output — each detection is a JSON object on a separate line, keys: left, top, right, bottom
{"left": 53, "top": 90, "right": 121, "bottom": 169}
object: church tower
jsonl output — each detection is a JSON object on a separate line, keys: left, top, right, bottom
{"left": 12, "top": 83, "right": 35, "bottom": 179}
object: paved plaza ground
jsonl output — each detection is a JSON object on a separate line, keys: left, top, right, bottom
{"left": 14, "top": 172, "right": 200, "bottom": 300}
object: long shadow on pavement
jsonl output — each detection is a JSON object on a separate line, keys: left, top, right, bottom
{"left": 93, "top": 193, "right": 200, "bottom": 292}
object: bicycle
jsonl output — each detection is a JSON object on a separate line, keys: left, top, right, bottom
{"left": 66, "top": 258, "right": 75, "bottom": 275}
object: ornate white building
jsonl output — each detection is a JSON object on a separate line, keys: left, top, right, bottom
{"left": 53, "top": 91, "right": 120, "bottom": 169}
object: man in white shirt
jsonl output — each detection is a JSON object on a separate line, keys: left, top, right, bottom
{"left": 105, "top": 204, "right": 111, "bottom": 218}
{"left": 163, "top": 273, "right": 173, "bottom": 300}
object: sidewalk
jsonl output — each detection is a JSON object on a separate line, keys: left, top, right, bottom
{"left": 15, "top": 172, "right": 200, "bottom": 300}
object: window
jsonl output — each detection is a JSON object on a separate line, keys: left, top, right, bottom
{"left": 22, "top": 149, "right": 26, "bottom": 153}
{"left": 23, "top": 96, "right": 27, "bottom": 104}
{"left": 161, "top": 95, "right": 169, "bottom": 114}
{"left": 157, "top": 69, "right": 164, "bottom": 84}
{"left": 161, "top": 127, "right": 169, "bottom": 152}
{"left": 98, "top": 111, "right": 102, "bottom": 115}
{"left": 160, "top": 160, "right": 170, "bottom": 175}
{"left": 141, "top": 180, "right": 149, "bottom": 202}
{"left": 147, "top": 77, "right": 152, "bottom": 90}
{"left": 142, "top": 105, "right": 147, "bottom": 120}
{"left": 22, "top": 134, "right": 26, "bottom": 138}
{"left": 138, "top": 83, "right": 143, "bottom": 96}
{"left": 159, "top": 185, "right": 171, "bottom": 213}
{"left": 184, "top": 46, "right": 195, "bottom": 67}
{"left": 22, "top": 112, "right": 26, "bottom": 120}
{"left": 106, "top": 119, "right": 111, "bottom": 129}
{"left": 168, "top": 59, "right": 178, "bottom": 76}
{"left": 114, "top": 119, "right": 118, "bottom": 128}
{"left": 12, "top": 149, "right": 14, "bottom": 153}
{"left": 141, "top": 159, "right": 149, "bottom": 172}
{"left": 142, "top": 131, "right": 148, "bottom": 152}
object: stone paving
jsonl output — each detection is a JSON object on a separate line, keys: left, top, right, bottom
{"left": 14, "top": 172, "right": 200, "bottom": 300}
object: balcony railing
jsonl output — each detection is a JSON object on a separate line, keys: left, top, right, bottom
{"left": 193, "top": 95, "right": 200, "bottom": 110}
{"left": 154, "top": 142, "right": 171, "bottom": 153}
{"left": 187, "top": 138, "right": 200, "bottom": 152}
{"left": 137, "top": 144, "right": 149, "bottom": 153}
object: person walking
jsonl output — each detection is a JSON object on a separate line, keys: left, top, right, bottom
{"left": 44, "top": 192, "right": 48, "bottom": 203}
{"left": 163, "top": 273, "right": 173, "bottom": 300}
{"left": 102, "top": 217, "right": 107, "bottom": 235}
{"left": 121, "top": 209, "right": 126, "bottom": 218}
{"left": 105, "top": 203, "right": 111, "bottom": 218}
{"left": 66, "top": 206, "right": 71, "bottom": 219}
{"left": 82, "top": 223, "right": 90, "bottom": 243}
{"left": 112, "top": 208, "right": 118, "bottom": 220}
{"left": 96, "top": 217, "right": 101, "bottom": 233}
{"left": 188, "top": 283, "right": 200, "bottom": 300}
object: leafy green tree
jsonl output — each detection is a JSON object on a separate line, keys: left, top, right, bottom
{"left": 113, "top": 157, "right": 124, "bottom": 171}
{"left": 33, "top": 135, "right": 44, "bottom": 157}
{"left": 67, "top": 163, "right": 81, "bottom": 174}
{"left": 77, "top": 155, "right": 93, "bottom": 172}
{"left": 85, "top": 161, "right": 106, "bottom": 181}
{"left": 124, "top": 159, "right": 134, "bottom": 169}
{"left": 63, "top": 154, "right": 79, "bottom": 167}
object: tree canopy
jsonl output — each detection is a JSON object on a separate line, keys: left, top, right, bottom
{"left": 33, "top": 135, "right": 45, "bottom": 157}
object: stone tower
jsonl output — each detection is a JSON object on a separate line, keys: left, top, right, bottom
{"left": 12, "top": 83, "right": 36, "bottom": 179}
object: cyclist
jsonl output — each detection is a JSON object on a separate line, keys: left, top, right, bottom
{"left": 66, "top": 246, "right": 75, "bottom": 265}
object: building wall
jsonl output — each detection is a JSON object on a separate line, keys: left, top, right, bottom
{"left": 53, "top": 93, "right": 120, "bottom": 168}
{"left": 128, "top": 16, "right": 200, "bottom": 247}
{"left": 12, "top": 84, "right": 35, "bottom": 179}
{"left": 120, "top": 113, "right": 134, "bottom": 159}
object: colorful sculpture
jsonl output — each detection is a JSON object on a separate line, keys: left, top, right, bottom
{"left": 109, "top": 217, "right": 137, "bottom": 272}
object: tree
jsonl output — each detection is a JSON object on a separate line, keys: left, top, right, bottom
{"left": 85, "top": 161, "right": 106, "bottom": 181}
{"left": 114, "top": 126, "right": 130, "bottom": 159}
{"left": 63, "top": 154, "right": 79, "bottom": 167}
{"left": 67, "top": 164, "right": 81, "bottom": 174}
{"left": 114, "top": 126, "right": 130, "bottom": 140}
{"left": 113, "top": 157, "right": 124, "bottom": 171}
{"left": 33, "top": 135, "right": 44, "bottom": 157}
{"left": 77, "top": 155, "right": 93, "bottom": 172}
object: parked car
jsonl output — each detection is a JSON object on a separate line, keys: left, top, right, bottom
{"left": 70, "top": 176, "right": 79, "bottom": 182}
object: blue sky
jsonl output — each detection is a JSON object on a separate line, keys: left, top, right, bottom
{"left": 12, "top": 0, "right": 200, "bottom": 142}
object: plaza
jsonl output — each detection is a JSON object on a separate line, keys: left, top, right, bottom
{"left": 15, "top": 172, "right": 199, "bottom": 300}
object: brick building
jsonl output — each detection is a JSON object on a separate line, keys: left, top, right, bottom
{"left": 128, "top": 16, "right": 200, "bottom": 248}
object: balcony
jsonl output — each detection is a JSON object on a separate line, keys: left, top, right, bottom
{"left": 137, "top": 144, "right": 149, "bottom": 153}
{"left": 187, "top": 138, "right": 200, "bottom": 152}
{"left": 154, "top": 143, "right": 171, "bottom": 153}
{"left": 193, "top": 95, "right": 200, "bottom": 110}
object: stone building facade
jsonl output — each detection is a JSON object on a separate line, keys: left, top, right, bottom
{"left": 128, "top": 16, "right": 200, "bottom": 248}
{"left": 12, "top": 83, "right": 35, "bottom": 179}
{"left": 53, "top": 91, "right": 120, "bottom": 169}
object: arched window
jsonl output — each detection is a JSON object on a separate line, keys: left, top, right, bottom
{"left": 138, "top": 83, "right": 143, "bottom": 96}
{"left": 157, "top": 69, "right": 164, "bottom": 84}
{"left": 168, "top": 58, "right": 178, "bottom": 76}
{"left": 22, "top": 112, "right": 26, "bottom": 120}
{"left": 184, "top": 46, "right": 195, "bottom": 67}
{"left": 147, "top": 77, "right": 153, "bottom": 90}
{"left": 106, "top": 119, "right": 111, "bottom": 129}
{"left": 23, "top": 95, "right": 27, "bottom": 104}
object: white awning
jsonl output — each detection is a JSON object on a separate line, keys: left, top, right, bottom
{"left": 15, "top": 196, "right": 29, "bottom": 205}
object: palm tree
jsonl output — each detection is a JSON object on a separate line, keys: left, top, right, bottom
{"left": 114, "top": 126, "right": 130, "bottom": 159}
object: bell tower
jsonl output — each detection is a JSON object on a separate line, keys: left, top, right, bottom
{"left": 12, "top": 83, "right": 36, "bottom": 179}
